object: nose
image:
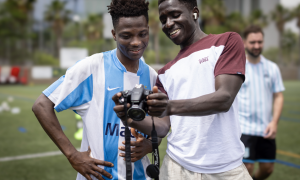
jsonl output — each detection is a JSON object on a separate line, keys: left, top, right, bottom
{"left": 254, "top": 42, "right": 260, "bottom": 49}
{"left": 131, "top": 36, "right": 141, "bottom": 47}
{"left": 165, "top": 18, "right": 174, "bottom": 29}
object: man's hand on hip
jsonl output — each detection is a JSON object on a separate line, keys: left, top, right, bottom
{"left": 68, "top": 147, "right": 114, "bottom": 180}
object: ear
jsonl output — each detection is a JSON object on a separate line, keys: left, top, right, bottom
{"left": 111, "top": 29, "right": 116, "bottom": 41}
{"left": 192, "top": 6, "right": 199, "bottom": 20}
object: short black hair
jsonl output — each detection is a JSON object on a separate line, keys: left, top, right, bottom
{"left": 158, "top": 0, "right": 197, "bottom": 10}
{"left": 108, "top": 0, "right": 149, "bottom": 28}
{"left": 243, "top": 25, "right": 264, "bottom": 39}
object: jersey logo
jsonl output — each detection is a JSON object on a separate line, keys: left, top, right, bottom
{"left": 107, "top": 86, "right": 120, "bottom": 91}
{"left": 199, "top": 56, "right": 209, "bottom": 64}
{"left": 105, "top": 123, "right": 147, "bottom": 138}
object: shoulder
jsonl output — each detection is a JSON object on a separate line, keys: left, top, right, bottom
{"left": 261, "top": 56, "right": 279, "bottom": 69}
{"left": 66, "top": 53, "right": 105, "bottom": 77}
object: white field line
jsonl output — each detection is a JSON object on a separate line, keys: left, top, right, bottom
{"left": 0, "top": 148, "right": 80, "bottom": 162}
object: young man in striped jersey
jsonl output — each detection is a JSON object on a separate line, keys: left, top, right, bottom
{"left": 32, "top": 0, "right": 161, "bottom": 179}
{"left": 239, "top": 25, "right": 285, "bottom": 180}
{"left": 113, "top": 0, "right": 252, "bottom": 179}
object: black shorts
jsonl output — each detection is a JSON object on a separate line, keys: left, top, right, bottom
{"left": 241, "top": 134, "right": 276, "bottom": 163}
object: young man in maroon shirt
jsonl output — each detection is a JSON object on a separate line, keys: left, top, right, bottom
{"left": 113, "top": 0, "right": 252, "bottom": 179}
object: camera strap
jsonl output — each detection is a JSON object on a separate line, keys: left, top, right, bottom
{"left": 151, "top": 116, "right": 160, "bottom": 180}
{"left": 124, "top": 98, "right": 132, "bottom": 180}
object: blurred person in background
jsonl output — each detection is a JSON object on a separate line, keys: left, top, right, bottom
{"left": 32, "top": 0, "right": 161, "bottom": 179}
{"left": 239, "top": 25, "right": 285, "bottom": 180}
{"left": 113, "top": 0, "right": 252, "bottom": 179}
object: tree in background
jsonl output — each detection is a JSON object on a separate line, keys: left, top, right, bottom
{"left": 282, "top": 30, "right": 298, "bottom": 64}
{"left": 247, "top": 9, "right": 268, "bottom": 28}
{"left": 201, "top": 0, "right": 226, "bottom": 34}
{"left": 293, "top": 4, "right": 300, "bottom": 64}
{"left": 225, "top": 12, "right": 246, "bottom": 35}
{"left": 148, "top": 0, "right": 161, "bottom": 64}
{"left": 45, "top": 0, "right": 71, "bottom": 58}
{"left": 271, "top": 4, "right": 293, "bottom": 64}
{"left": 84, "top": 14, "right": 103, "bottom": 41}
{"left": 0, "top": 0, "right": 36, "bottom": 65}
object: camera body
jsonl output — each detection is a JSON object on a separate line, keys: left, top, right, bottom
{"left": 119, "top": 84, "right": 153, "bottom": 121}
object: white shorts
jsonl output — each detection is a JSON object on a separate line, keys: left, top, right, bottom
{"left": 159, "top": 154, "right": 252, "bottom": 180}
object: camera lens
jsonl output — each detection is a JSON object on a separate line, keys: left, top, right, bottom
{"left": 128, "top": 107, "right": 145, "bottom": 121}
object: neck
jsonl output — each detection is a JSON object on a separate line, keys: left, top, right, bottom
{"left": 247, "top": 53, "right": 261, "bottom": 64}
{"left": 116, "top": 49, "right": 139, "bottom": 73}
{"left": 180, "top": 26, "right": 207, "bottom": 49}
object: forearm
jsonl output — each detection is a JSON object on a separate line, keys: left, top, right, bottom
{"left": 167, "top": 74, "right": 243, "bottom": 117}
{"left": 168, "top": 91, "right": 232, "bottom": 116}
{"left": 272, "top": 92, "right": 284, "bottom": 124}
{"left": 129, "top": 116, "right": 170, "bottom": 138}
{"left": 32, "top": 94, "right": 77, "bottom": 159}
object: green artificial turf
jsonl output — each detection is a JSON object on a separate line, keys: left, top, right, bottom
{"left": 0, "top": 82, "right": 299, "bottom": 180}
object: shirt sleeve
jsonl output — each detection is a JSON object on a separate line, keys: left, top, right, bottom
{"left": 155, "top": 76, "right": 168, "bottom": 97}
{"left": 214, "top": 32, "right": 246, "bottom": 81}
{"left": 272, "top": 64, "right": 285, "bottom": 93}
{"left": 43, "top": 58, "right": 93, "bottom": 112}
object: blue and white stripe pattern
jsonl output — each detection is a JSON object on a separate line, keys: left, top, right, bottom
{"left": 238, "top": 55, "right": 285, "bottom": 136}
{"left": 43, "top": 49, "right": 156, "bottom": 180}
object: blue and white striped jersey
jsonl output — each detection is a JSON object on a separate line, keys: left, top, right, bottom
{"left": 238, "top": 55, "right": 285, "bottom": 136}
{"left": 43, "top": 49, "right": 157, "bottom": 180}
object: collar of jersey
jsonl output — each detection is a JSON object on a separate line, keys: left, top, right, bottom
{"left": 112, "top": 48, "right": 144, "bottom": 76}
{"left": 246, "top": 55, "right": 266, "bottom": 65}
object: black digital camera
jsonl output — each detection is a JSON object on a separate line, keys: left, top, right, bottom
{"left": 119, "top": 84, "right": 153, "bottom": 121}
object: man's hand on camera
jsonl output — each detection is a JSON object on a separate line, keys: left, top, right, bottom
{"left": 112, "top": 92, "right": 133, "bottom": 125}
{"left": 147, "top": 86, "right": 169, "bottom": 117}
{"left": 118, "top": 128, "right": 152, "bottom": 162}
{"left": 67, "top": 147, "right": 114, "bottom": 180}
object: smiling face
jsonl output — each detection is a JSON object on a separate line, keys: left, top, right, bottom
{"left": 244, "top": 32, "right": 264, "bottom": 58}
{"left": 158, "top": 0, "right": 197, "bottom": 47}
{"left": 112, "top": 16, "right": 149, "bottom": 62}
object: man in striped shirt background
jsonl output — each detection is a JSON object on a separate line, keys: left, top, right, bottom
{"left": 238, "top": 25, "right": 285, "bottom": 180}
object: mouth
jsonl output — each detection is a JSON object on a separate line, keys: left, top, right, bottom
{"left": 169, "top": 29, "right": 180, "bottom": 39}
{"left": 129, "top": 48, "right": 144, "bottom": 55}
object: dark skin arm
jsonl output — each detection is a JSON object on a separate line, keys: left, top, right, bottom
{"left": 164, "top": 74, "right": 244, "bottom": 116}
{"left": 32, "top": 94, "right": 113, "bottom": 180}
{"left": 113, "top": 74, "right": 243, "bottom": 137}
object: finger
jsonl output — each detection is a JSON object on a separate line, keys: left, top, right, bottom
{"left": 153, "top": 86, "right": 158, "bottom": 93}
{"left": 121, "top": 141, "right": 139, "bottom": 146}
{"left": 131, "top": 128, "right": 138, "bottom": 139}
{"left": 147, "top": 93, "right": 168, "bottom": 101}
{"left": 119, "top": 145, "right": 140, "bottom": 152}
{"left": 264, "top": 126, "right": 269, "bottom": 135}
{"left": 89, "top": 171, "right": 105, "bottom": 180}
{"left": 113, "top": 104, "right": 131, "bottom": 112}
{"left": 112, "top": 92, "right": 122, "bottom": 105}
{"left": 94, "top": 159, "right": 114, "bottom": 167}
{"left": 83, "top": 174, "right": 93, "bottom": 180}
{"left": 123, "top": 157, "right": 139, "bottom": 162}
{"left": 92, "top": 166, "right": 113, "bottom": 179}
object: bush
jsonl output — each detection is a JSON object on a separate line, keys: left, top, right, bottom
{"left": 32, "top": 51, "right": 59, "bottom": 66}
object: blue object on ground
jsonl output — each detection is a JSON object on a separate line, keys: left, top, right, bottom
{"left": 61, "top": 125, "right": 66, "bottom": 131}
{"left": 280, "top": 117, "right": 300, "bottom": 123}
{"left": 18, "top": 127, "right": 27, "bottom": 133}
{"left": 275, "top": 159, "right": 300, "bottom": 169}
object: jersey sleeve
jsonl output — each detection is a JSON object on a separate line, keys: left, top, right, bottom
{"left": 43, "top": 58, "right": 93, "bottom": 112}
{"left": 155, "top": 76, "right": 168, "bottom": 97}
{"left": 214, "top": 32, "right": 246, "bottom": 81}
{"left": 272, "top": 64, "right": 285, "bottom": 93}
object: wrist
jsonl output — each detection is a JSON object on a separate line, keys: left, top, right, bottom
{"left": 65, "top": 148, "right": 79, "bottom": 160}
{"left": 166, "top": 100, "right": 173, "bottom": 116}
